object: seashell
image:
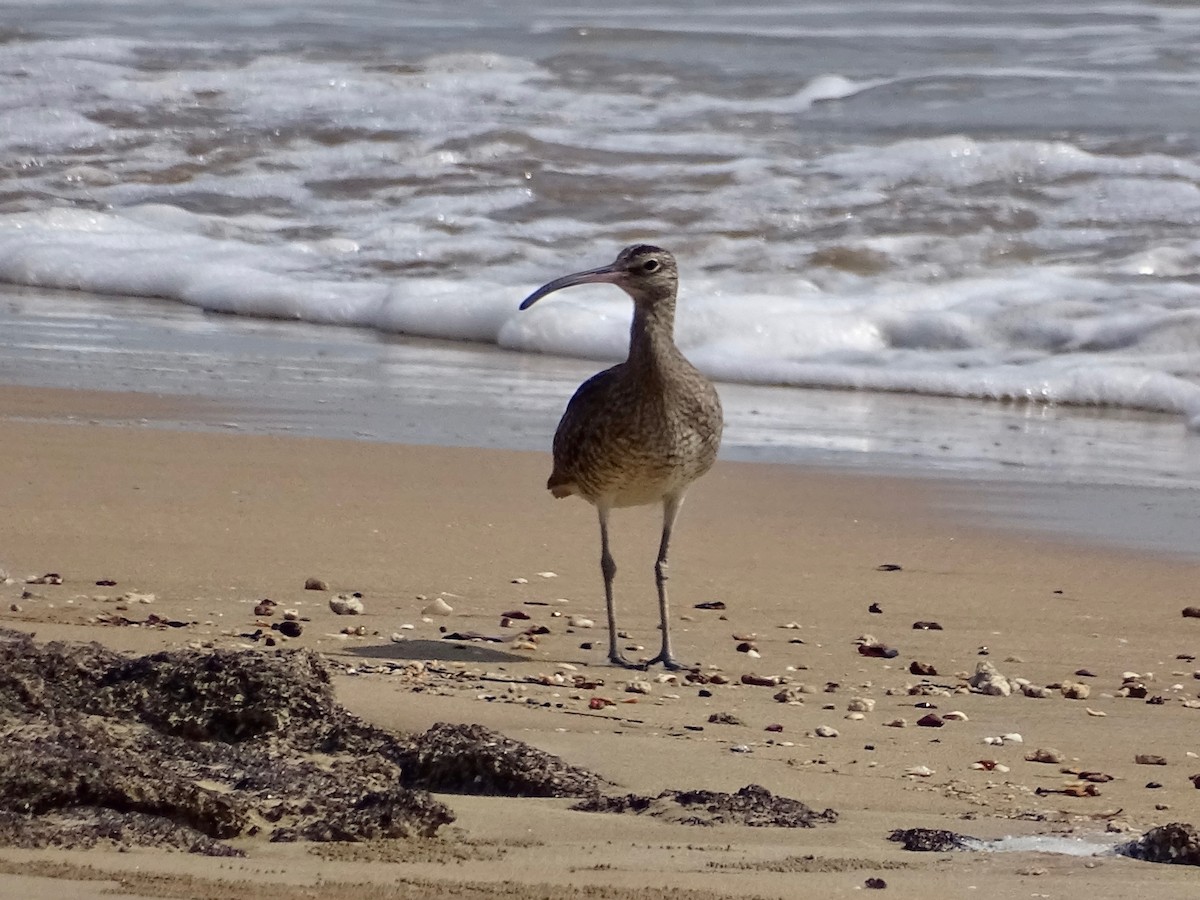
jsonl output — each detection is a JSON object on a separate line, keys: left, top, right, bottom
{"left": 329, "top": 593, "right": 364, "bottom": 615}
{"left": 422, "top": 597, "right": 453, "bottom": 616}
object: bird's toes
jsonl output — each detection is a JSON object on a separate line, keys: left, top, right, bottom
{"left": 648, "top": 653, "right": 686, "bottom": 671}
{"left": 608, "top": 653, "right": 646, "bottom": 670}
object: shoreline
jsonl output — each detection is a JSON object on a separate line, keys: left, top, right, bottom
{"left": 5, "top": 284, "right": 1200, "bottom": 491}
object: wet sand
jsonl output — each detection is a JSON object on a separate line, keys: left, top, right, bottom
{"left": 3, "top": 384, "right": 1200, "bottom": 899}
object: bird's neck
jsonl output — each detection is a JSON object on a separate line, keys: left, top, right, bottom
{"left": 628, "top": 300, "right": 678, "bottom": 370}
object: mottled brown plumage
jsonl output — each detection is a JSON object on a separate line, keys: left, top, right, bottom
{"left": 519, "top": 245, "right": 723, "bottom": 668}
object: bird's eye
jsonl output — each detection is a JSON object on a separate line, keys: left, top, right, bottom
{"left": 642, "top": 259, "right": 660, "bottom": 273}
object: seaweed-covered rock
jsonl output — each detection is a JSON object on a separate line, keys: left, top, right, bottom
{"left": 0, "top": 630, "right": 452, "bottom": 854}
{"left": 888, "top": 828, "right": 978, "bottom": 852}
{"left": 572, "top": 783, "right": 838, "bottom": 827}
{"left": 1118, "top": 822, "right": 1200, "bottom": 865}
{"left": 393, "top": 722, "right": 605, "bottom": 797}
{"left": 89, "top": 646, "right": 338, "bottom": 743}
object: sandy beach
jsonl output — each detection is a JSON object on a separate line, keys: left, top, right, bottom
{"left": 3, "top": 383, "right": 1200, "bottom": 899}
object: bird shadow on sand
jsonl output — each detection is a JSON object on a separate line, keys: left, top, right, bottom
{"left": 344, "top": 639, "right": 530, "bottom": 664}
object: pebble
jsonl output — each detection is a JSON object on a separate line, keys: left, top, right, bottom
{"left": 537, "top": 571, "right": 558, "bottom": 578}
{"left": 1022, "top": 684, "right": 1052, "bottom": 699}
{"left": 1025, "top": 748, "right": 1065, "bottom": 764}
{"left": 1086, "top": 707, "right": 1108, "bottom": 717}
{"left": 625, "top": 680, "right": 652, "bottom": 695}
{"left": 282, "top": 609, "right": 300, "bottom": 621}
{"left": 885, "top": 718, "right": 907, "bottom": 728}
{"left": 304, "top": 577, "right": 329, "bottom": 591}
{"left": 906, "top": 765, "right": 935, "bottom": 777}
{"left": 277, "top": 620, "right": 303, "bottom": 638}
{"left": 123, "top": 592, "right": 156, "bottom": 605}
{"left": 422, "top": 597, "right": 454, "bottom": 616}
{"left": 253, "top": 599, "right": 277, "bottom": 617}
{"left": 968, "top": 661, "right": 1012, "bottom": 696}
{"left": 773, "top": 687, "right": 807, "bottom": 704}
{"left": 26, "top": 573, "right": 63, "bottom": 585}
{"left": 814, "top": 725, "right": 839, "bottom": 738}
{"left": 917, "top": 713, "right": 945, "bottom": 728}
{"left": 329, "top": 593, "right": 364, "bottom": 616}
{"left": 741, "top": 673, "right": 783, "bottom": 687}
{"left": 568, "top": 615, "right": 595, "bottom": 628}
{"left": 942, "top": 710, "right": 969, "bottom": 721}
{"left": 389, "top": 632, "right": 406, "bottom": 643}
{"left": 847, "top": 697, "right": 876, "bottom": 713}
{"left": 912, "top": 621, "right": 943, "bottom": 630}
{"left": 909, "top": 661, "right": 938, "bottom": 676}
{"left": 1061, "top": 681, "right": 1091, "bottom": 700}
{"left": 1135, "top": 754, "right": 1169, "bottom": 766}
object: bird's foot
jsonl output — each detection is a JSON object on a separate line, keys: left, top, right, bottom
{"left": 646, "top": 651, "right": 685, "bottom": 671}
{"left": 608, "top": 652, "right": 647, "bottom": 670}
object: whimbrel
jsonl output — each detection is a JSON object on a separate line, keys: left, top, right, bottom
{"left": 519, "top": 245, "right": 724, "bottom": 669}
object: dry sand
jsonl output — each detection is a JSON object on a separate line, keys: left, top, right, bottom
{"left": 3, "top": 384, "right": 1200, "bottom": 899}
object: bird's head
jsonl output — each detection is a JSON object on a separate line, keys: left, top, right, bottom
{"left": 519, "top": 245, "right": 678, "bottom": 310}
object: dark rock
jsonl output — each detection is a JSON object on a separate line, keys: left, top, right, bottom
{"left": 707, "top": 712, "right": 746, "bottom": 726}
{"left": 572, "top": 783, "right": 837, "bottom": 828}
{"left": 1118, "top": 822, "right": 1200, "bottom": 865}
{"left": 912, "top": 621, "right": 943, "bottom": 630}
{"left": 876, "top": 564, "right": 902, "bottom": 572}
{"left": 1182, "top": 607, "right": 1200, "bottom": 619}
{"left": 916, "top": 713, "right": 944, "bottom": 728}
{"left": 909, "top": 661, "right": 938, "bottom": 676}
{"left": 304, "top": 577, "right": 329, "bottom": 591}
{"left": 694, "top": 601, "right": 726, "bottom": 610}
{"left": 277, "top": 620, "right": 303, "bottom": 638}
{"left": 868, "top": 603, "right": 883, "bottom": 614}
{"left": 888, "top": 827, "right": 977, "bottom": 852}
{"left": 865, "top": 877, "right": 888, "bottom": 889}
{"left": 858, "top": 644, "right": 899, "bottom": 659}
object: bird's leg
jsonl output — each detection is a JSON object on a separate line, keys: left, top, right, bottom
{"left": 647, "top": 494, "right": 685, "bottom": 670}
{"left": 599, "top": 506, "right": 639, "bottom": 669}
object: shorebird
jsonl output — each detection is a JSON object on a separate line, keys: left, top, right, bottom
{"left": 519, "top": 245, "right": 723, "bottom": 669}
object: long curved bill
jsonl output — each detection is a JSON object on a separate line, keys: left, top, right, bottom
{"left": 519, "top": 263, "right": 624, "bottom": 310}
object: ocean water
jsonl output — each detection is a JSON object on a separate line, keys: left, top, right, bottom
{"left": 3, "top": 2, "right": 1200, "bottom": 433}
